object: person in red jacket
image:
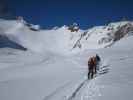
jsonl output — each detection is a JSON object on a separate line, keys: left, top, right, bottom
{"left": 88, "top": 56, "right": 97, "bottom": 79}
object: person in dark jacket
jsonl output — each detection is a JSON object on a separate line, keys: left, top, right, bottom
{"left": 96, "top": 54, "right": 101, "bottom": 62}
{"left": 95, "top": 54, "right": 101, "bottom": 71}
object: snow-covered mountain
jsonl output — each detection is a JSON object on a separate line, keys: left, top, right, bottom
{"left": 72, "top": 21, "right": 133, "bottom": 50}
{"left": 0, "top": 18, "right": 133, "bottom": 100}
{"left": 0, "top": 18, "right": 133, "bottom": 54}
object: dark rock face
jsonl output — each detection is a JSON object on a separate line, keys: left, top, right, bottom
{"left": 113, "top": 23, "right": 133, "bottom": 41}
{"left": 98, "top": 37, "right": 112, "bottom": 44}
{"left": 68, "top": 23, "right": 79, "bottom": 32}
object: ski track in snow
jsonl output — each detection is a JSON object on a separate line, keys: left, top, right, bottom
{"left": 67, "top": 64, "right": 110, "bottom": 100}
{"left": 43, "top": 81, "right": 71, "bottom": 100}
{"left": 67, "top": 79, "right": 88, "bottom": 100}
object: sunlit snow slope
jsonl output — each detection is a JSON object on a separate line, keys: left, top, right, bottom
{"left": 73, "top": 35, "right": 133, "bottom": 100}
{"left": 0, "top": 19, "right": 133, "bottom": 100}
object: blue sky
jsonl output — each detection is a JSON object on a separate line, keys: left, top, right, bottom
{"left": 5, "top": 0, "right": 133, "bottom": 29}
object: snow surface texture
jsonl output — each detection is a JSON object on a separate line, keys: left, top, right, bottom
{"left": 0, "top": 19, "right": 133, "bottom": 100}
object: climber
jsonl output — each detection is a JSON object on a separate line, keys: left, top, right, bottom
{"left": 95, "top": 54, "right": 101, "bottom": 71}
{"left": 88, "top": 56, "right": 96, "bottom": 79}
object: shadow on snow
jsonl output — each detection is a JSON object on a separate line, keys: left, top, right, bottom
{"left": 0, "top": 35, "right": 27, "bottom": 51}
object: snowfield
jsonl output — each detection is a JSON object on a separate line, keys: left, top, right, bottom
{"left": 0, "top": 19, "right": 133, "bottom": 100}
{"left": 72, "top": 36, "right": 133, "bottom": 100}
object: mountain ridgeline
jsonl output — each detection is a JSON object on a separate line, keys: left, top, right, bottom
{"left": 0, "top": 18, "right": 133, "bottom": 53}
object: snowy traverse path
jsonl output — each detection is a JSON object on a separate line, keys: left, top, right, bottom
{"left": 68, "top": 65, "right": 110, "bottom": 100}
{"left": 0, "top": 48, "right": 111, "bottom": 100}
{"left": 66, "top": 63, "right": 110, "bottom": 100}
{"left": 67, "top": 79, "right": 88, "bottom": 100}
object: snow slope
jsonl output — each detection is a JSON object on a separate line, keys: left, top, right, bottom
{"left": 0, "top": 34, "right": 133, "bottom": 100}
{"left": 0, "top": 48, "right": 88, "bottom": 100}
{"left": 72, "top": 35, "right": 133, "bottom": 100}
{"left": 0, "top": 19, "right": 133, "bottom": 100}
{"left": 0, "top": 19, "right": 83, "bottom": 54}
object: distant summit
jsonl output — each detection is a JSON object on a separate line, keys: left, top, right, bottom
{"left": 68, "top": 23, "right": 79, "bottom": 32}
{"left": 16, "top": 16, "right": 41, "bottom": 31}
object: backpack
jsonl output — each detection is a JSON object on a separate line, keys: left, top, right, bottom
{"left": 88, "top": 57, "right": 95, "bottom": 66}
